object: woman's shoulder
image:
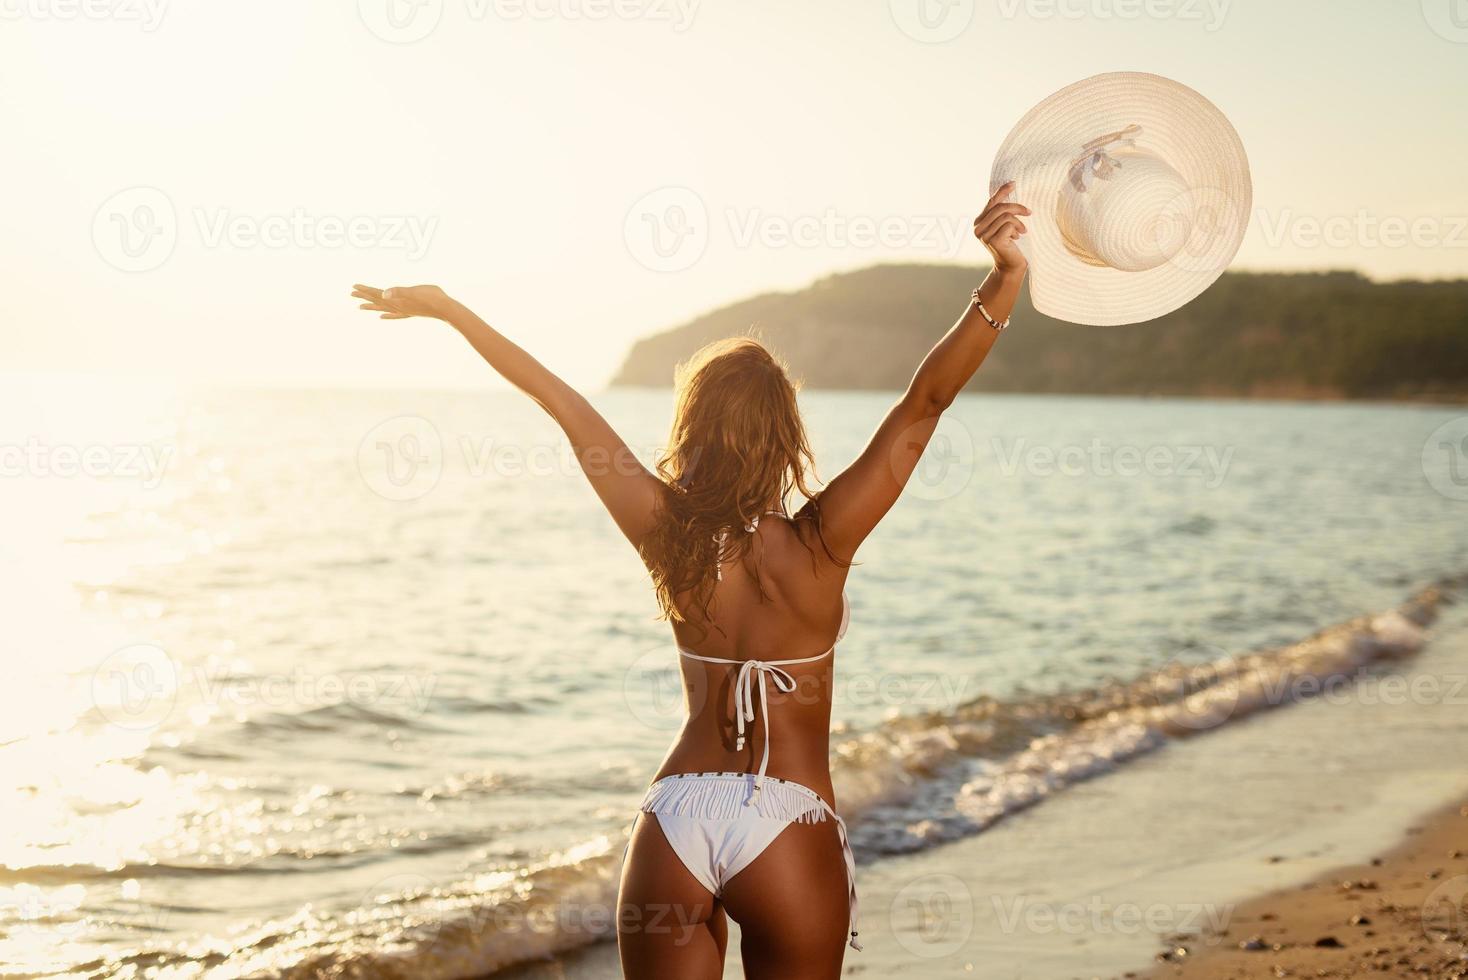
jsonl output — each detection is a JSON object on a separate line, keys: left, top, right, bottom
{"left": 759, "top": 510, "right": 848, "bottom": 599}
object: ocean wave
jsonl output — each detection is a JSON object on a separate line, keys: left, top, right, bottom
{"left": 837, "top": 581, "right": 1447, "bottom": 855}
{"left": 84, "top": 838, "right": 626, "bottom": 979}
{"left": 235, "top": 700, "right": 448, "bottom": 737}
{"left": 73, "top": 580, "right": 1457, "bottom": 979}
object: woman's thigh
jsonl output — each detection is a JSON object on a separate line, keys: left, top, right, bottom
{"left": 617, "top": 813, "right": 728, "bottom": 980}
{"left": 719, "top": 820, "right": 850, "bottom": 980}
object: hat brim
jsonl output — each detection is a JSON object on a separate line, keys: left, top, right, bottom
{"left": 991, "top": 72, "right": 1252, "bottom": 326}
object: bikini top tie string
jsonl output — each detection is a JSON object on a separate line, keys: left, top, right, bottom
{"left": 679, "top": 647, "right": 830, "bottom": 803}
{"left": 732, "top": 659, "right": 796, "bottom": 793}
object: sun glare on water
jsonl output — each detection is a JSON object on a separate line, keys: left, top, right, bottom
{"left": 0, "top": 377, "right": 225, "bottom": 968}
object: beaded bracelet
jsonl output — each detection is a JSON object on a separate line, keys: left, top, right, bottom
{"left": 970, "top": 289, "right": 1009, "bottom": 332}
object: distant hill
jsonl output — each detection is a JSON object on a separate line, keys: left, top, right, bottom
{"left": 610, "top": 265, "right": 1468, "bottom": 401}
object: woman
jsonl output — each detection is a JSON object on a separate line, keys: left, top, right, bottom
{"left": 351, "top": 184, "right": 1029, "bottom": 978}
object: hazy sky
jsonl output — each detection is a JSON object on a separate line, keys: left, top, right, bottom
{"left": 3, "top": 0, "right": 1465, "bottom": 389}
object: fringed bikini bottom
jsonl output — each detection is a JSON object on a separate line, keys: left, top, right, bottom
{"left": 636, "top": 771, "right": 861, "bottom": 951}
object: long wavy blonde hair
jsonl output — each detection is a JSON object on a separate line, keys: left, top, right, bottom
{"left": 641, "top": 337, "right": 840, "bottom": 633}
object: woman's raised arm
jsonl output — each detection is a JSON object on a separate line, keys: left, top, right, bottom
{"left": 351, "top": 284, "right": 665, "bottom": 548}
{"left": 808, "top": 184, "right": 1030, "bottom": 561}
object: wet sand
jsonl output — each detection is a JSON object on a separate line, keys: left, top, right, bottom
{"left": 1133, "top": 801, "right": 1468, "bottom": 979}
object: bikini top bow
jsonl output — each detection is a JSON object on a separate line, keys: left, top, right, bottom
{"left": 678, "top": 647, "right": 830, "bottom": 802}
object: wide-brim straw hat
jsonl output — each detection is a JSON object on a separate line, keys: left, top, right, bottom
{"left": 990, "top": 72, "right": 1251, "bottom": 326}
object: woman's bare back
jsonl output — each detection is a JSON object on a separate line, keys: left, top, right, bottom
{"left": 656, "top": 515, "right": 849, "bottom": 803}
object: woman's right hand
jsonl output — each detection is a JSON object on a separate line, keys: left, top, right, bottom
{"left": 974, "top": 182, "right": 1031, "bottom": 278}
{"left": 351, "top": 283, "right": 459, "bottom": 321}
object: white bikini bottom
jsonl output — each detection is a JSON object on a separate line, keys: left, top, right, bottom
{"left": 636, "top": 771, "right": 862, "bottom": 951}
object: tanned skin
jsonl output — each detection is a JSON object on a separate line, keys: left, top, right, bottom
{"left": 350, "top": 183, "right": 1030, "bottom": 979}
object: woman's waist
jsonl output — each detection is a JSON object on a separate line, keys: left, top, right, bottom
{"left": 639, "top": 769, "right": 840, "bottom": 823}
{"left": 653, "top": 733, "right": 835, "bottom": 806}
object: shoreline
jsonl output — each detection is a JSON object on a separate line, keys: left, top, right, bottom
{"left": 495, "top": 591, "right": 1468, "bottom": 980}
{"left": 1132, "top": 799, "right": 1468, "bottom": 979}
{"left": 603, "top": 383, "right": 1468, "bottom": 406}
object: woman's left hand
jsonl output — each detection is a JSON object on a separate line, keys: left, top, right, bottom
{"left": 351, "top": 283, "right": 458, "bottom": 320}
{"left": 974, "top": 182, "right": 1031, "bottom": 277}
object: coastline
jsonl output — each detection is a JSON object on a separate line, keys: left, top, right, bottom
{"left": 843, "top": 595, "right": 1468, "bottom": 979}
{"left": 603, "top": 383, "right": 1468, "bottom": 406}
{"left": 1133, "top": 799, "right": 1468, "bottom": 979}
{"left": 497, "top": 593, "right": 1468, "bottom": 979}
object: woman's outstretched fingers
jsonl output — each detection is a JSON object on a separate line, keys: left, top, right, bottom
{"left": 352, "top": 284, "right": 416, "bottom": 319}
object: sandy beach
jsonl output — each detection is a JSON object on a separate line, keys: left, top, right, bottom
{"left": 1134, "top": 800, "right": 1468, "bottom": 979}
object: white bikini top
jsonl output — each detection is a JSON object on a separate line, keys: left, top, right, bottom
{"left": 677, "top": 510, "right": 850, "bottom": 799}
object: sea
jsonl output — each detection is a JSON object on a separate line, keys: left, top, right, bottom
{"left": 2, "top": 381, "right": 1466, "bottom": 978}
